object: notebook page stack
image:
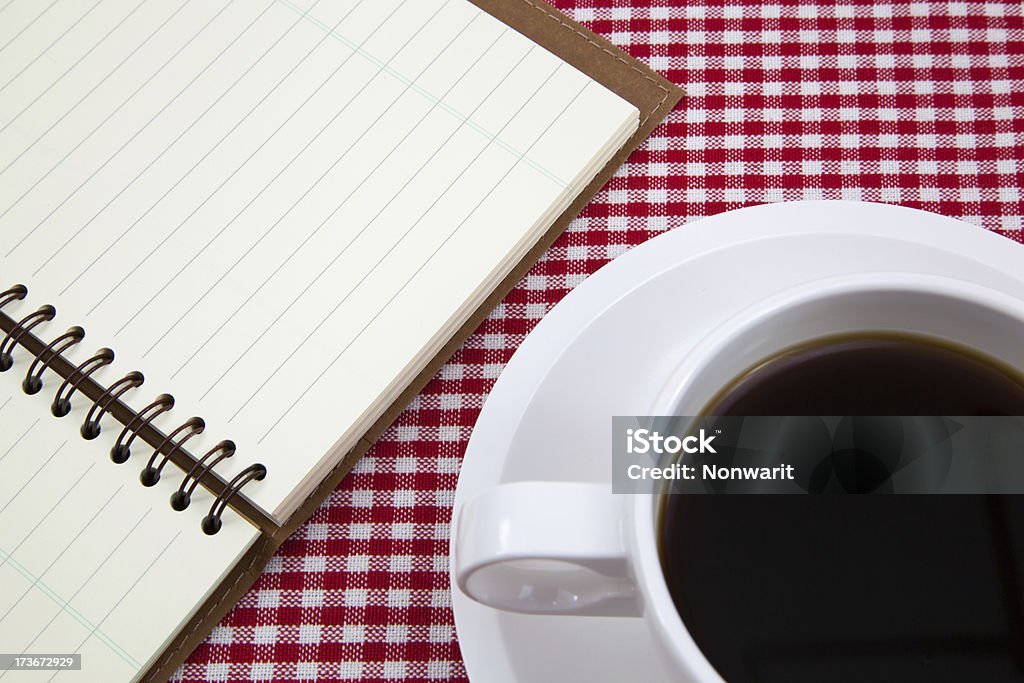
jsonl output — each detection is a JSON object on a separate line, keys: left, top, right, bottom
{"left": 1, "top": 0, "right": 639, "bottom": 521}
{"left": 0, "top": 0, "right": 676, "bottom": 679}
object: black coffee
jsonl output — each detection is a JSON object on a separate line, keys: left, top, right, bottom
{"left": 660, "top": 334, "right": 1024, "bottom": 683}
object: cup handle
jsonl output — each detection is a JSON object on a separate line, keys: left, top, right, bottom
{"left": 454, "top": 481, "right": 640, "bottom": 617}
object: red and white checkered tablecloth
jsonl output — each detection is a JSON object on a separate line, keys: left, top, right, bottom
{"left": 174, "top": 1, "right": 1024, "bottom": 681}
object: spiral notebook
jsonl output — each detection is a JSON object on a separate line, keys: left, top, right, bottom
{"left": 0, "top": 0, "right": 679, "bottom": 680}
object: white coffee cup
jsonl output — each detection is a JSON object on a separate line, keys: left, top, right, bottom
{"left": 453, "top": 272, "right": 1024, "bottom": 681}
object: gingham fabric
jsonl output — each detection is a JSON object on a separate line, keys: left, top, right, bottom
{"left": 175, "top": 1, "right": 1024, "bottom": 681}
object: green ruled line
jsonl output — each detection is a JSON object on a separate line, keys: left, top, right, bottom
{"left": 0, "top": 547, "right": 141, "bottom": 671}
{"left": 275, "top": 0, "right": 571, "bottom": 188}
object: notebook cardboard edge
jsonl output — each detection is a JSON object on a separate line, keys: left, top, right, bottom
{"left": 141, "top": 2, "right": 680, "bottom": 679}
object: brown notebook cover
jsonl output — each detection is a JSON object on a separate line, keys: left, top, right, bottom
{"left": 0, "top": 1, "right": 680, "bottom": 680}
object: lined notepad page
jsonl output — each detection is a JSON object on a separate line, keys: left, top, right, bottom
{"left": 0, "top": 0, "right": 639, "bottom": 519}
{"left": 0, "top": 300, "right": 257, "bottom": 681}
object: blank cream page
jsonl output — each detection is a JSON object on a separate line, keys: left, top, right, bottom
{"left": 0, "top": 0, "right": 639, "bottom": 518}
{"left": 0, "top": 296, "right": 258, "bottom": 682}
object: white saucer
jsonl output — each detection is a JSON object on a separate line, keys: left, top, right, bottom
{"left": 449, "top": 201, "right": 1024, "bottom": 683}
